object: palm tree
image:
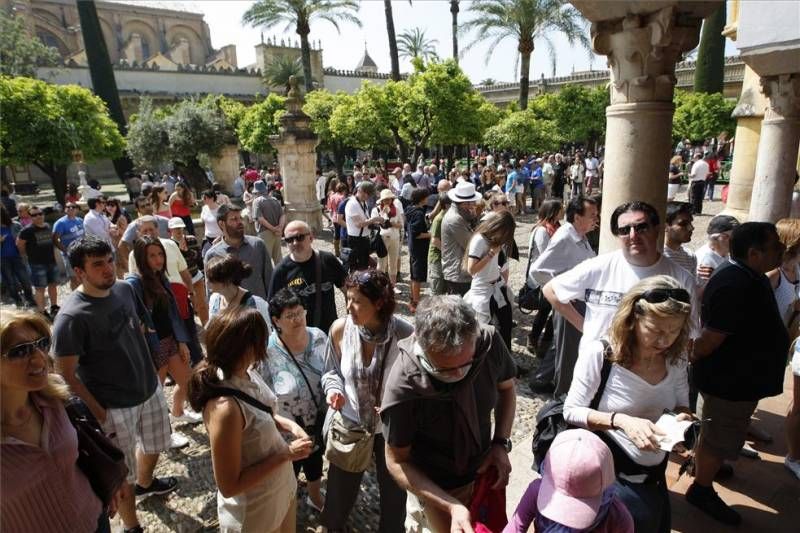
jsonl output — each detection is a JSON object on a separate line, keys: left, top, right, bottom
{"left": 243, "top": 0, "right": 361, "bottom": 94}
{"left": 384, "top": 0, "right": 401, "bottom": 81}
{"left": 480, "top": 78, "right": 496, "bottom": 86}
{"left": 450, "top": 0, "right": 460, "bottom": 63}
{"left": 397, "top": 27, "right": 439, "bottom": 61}
{"left": 462, "top": 0, "right": 589, "bottom": 110}
{"left": 263, "top": 55, "right": 305, "bottom": 94}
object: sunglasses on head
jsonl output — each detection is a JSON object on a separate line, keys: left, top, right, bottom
{"left": 637, "top": 288, "right": 690, "bottom": 305}
{"left": 282, "top": 233, "right": 309, "bottom": 244}
{"left": 615, "top": 222, "right": 651, "bottom": 237}
{"left": 3, "top": 336, "right": 51, "bottom": 360}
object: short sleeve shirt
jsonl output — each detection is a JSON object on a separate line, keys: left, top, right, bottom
{"left": 18, "top": 224, "right": 55, "bottom": 265}
{"left": 205, "top": 236, "right": 273, "bottom": 299}
{"left": 345, "top": 198, "right": 369, "bottom": 237}
{"left": 427, "top": 212, "right": 445, "bottom": 264}
{"left": 128, "top": 238, "right": 188, "bottom": 286}
{"left": 252, "top": 195, "right": 283, "bottom": 233}
{"left": 52, "top": 216, "right": 85, "bottom": 251}
{"left": 51, "top": 282, "right": 158, "bottom": 408}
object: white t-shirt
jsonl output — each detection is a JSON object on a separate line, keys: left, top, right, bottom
{"left": 689, "top": 159, "right": 709, "bottom": 182}
{"left": 550, "top": 250, "right": 699, "bottom": 351}
{"left": 315, "top": 176, "right": 327, "bottom": 201}
{"left": 694, "top": 243, "right": 727, "bottom": 287}
{"left": 128, "top": 238, "right": 188, "bottom": 286}
{"left": 344, "top": 198, "right": 369, "bottom": 237}
{"left": 201, "top": 205, "right": 222, "bottom": 239}
{"left": 564, "top": 339, "right": 690, "bottom": 467}
{"left": 585, "top": 157, "right": 599, "bottom": 177}
{"left": 467, "top": 234, "right": 503, "bottom": 289}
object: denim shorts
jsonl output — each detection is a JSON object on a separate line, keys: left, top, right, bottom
{"left": 29, "top": 263, "right": 58, "bottom": 288}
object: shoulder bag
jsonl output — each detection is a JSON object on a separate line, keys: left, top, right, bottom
{"left": 325, "top": 343, "right": 390, "bottom": 473}
{"left": 276, "top": 333, "right": 325, "bottom": 445}
{"left": 516, "top": 232, "right": 541, "bottom": 315}
{"left": 64, "top": 397, "right": 129, "bottom": 508}
{"left": 530, "top": 341, "right": 613, "bottom": 472}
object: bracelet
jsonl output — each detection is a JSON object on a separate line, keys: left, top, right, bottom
{"left": 610, "top": 412, "right": 618, "bottom": 429}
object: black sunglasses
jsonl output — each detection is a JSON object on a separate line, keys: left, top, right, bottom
{"left": 3, "top": 336, "right": 51, "bottom": 360}
{"left": 282, "top": 233, "right": 309, "bottom": 244}
{"left": 615, "top": 222, "right": 651, "bottom": 237}
{"left": 637, "top": 288, "right": 690, "bottom": 305}
{"left": 30, "top": 211, "right": 44, "bottom": 217}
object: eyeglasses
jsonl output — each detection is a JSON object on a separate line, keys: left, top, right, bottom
{"left": 615, "top": 222, "right": 651, "bottom": 237}
{"left": 637, "top": 288, "right": 691, "bottom": 305}
{"left": 280, "top": 308, "right": 307, "bottom": 321}
{"left": 283, "top": 233, "right": 309, "bottom": 244}
{"left": 30, "top": 212, "right": 43, "bottom": 217}
{"left": 3, "top": 336, "right": 51, "bottom": 360}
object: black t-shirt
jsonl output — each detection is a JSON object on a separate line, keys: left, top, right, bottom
{"left": 51, "top": 282, "right": 158, "bottom": 408}
{"left": 269, "top": 250, "right": 346, "bottom": 335}
{"left": 19, "top": 224, "right": 56, "bottom": 265}
{"left": 692, "top": 261, "right": 790, "bottom": 401}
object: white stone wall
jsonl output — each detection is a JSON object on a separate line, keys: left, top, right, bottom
{"left": 323, "top": 74, "right": 388, "bottom": 93}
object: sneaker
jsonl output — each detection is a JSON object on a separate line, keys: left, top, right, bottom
{"left": 135, "top": 476, "right": 178, "bottom": 500}
{"left": 740, "top": 443, "right": 760, "bottom": 459}
{"left": 123, "top": 527, "right": 144, "bottom": 533}
{"left": 171, "top": 410, "right": 203, "bottom": 425}
{"left": 785, "top": 456, "right": 800, "bottom": 480}
{"left": 169, "top": 432, "right": 190, "bottom": 449}
{"left": 685, "top": 482, "right": 742, "bottom": 526}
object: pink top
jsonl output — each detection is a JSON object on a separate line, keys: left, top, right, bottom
{"left": 1, "top": 393, "right": 102, "bottom": 532}
{"left": 504, "top": 479, "right": 634, "bottom": 533}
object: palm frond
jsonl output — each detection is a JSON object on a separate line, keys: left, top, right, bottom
{"left": 397, "top": 27, "right": 439, "bottom": 61}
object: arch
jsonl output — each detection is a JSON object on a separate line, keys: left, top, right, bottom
{"left": 34, "top": 26, "right": 69, "bottom": 57}
{"left": 32, "top": 8, "right": 63, "bottom": 29}
{"left": 165, "top": 24, "right": 205, "bottom": 65}
{"left": 98, "top": 17, "right": 119, "bottom": 62}
{"left": 122, "top": 19, "right": 160, "bottom": 60}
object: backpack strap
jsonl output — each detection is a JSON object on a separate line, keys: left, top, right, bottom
{"left": 205, "top": 386, "right": 273, "bottom": 416}
{"left": 313, "top": 251, "right": 322, "bottom": 328}
{"left": 589, "top": 339, "right": 613, "bottom": 410}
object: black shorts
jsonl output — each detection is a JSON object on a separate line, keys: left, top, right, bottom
{"left": 293, "top": 445, "right": 323, "bottom": 481}
{"left": 410, "top": 250, "right": 428, "bottom": 282}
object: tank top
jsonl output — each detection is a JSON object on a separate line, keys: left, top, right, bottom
{"left": 774, "top": 265, "right": 800, "bottom": 327}
{"left": 171, "top": 198, "right": 191, "bottom": 217}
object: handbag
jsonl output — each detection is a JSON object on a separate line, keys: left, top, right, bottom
{"left": 64, "top": 397, "right": 128, "bottom": 508}
{"left": 370, "top": 229, "right": 388, "bottom": 258}
{"left": 516, "top": 237, "right": 541, "bottom": 315}
{"left": 530, "top": 341, "right": 613, "bottom": 472}
{"left": 469, "top": 467, "right": 508, "bottom": 532}
{"left": 276, "top": 333, "right": 325, "bottom": 445}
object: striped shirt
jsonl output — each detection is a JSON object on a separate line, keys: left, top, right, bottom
{"left": 1, "top": 393, "right": 102, "bottom": 532}
{"left": 663, "top": 244, "right": 697, "bottom": 277}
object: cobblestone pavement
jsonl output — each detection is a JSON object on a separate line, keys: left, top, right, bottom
{"left": 7, "top": 185, "right": 725, "bottom": 532}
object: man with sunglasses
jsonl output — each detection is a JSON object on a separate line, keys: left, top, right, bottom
{"left": 52, "top": 202, "right": 85, "bottom": 289}
{"left": 687, "top": 222, "right": 788, "bottom": 526}
{"left": 16, "top": 206, "right": 59, "bottom": 316}
{"left": 118, "top": 196, "right": 171, "bottom": 271}
{"left": 382, "top": 297, "right": 517, "bottom": 533}
{"left": 543, "top": 200, "right": 698, "bottom": 359}
{"left": 269, "top": 221, "right": 347, "bottom": 334}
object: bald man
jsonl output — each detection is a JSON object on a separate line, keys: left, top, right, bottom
{"left": 269, "top": 221, "right": 347, "bottom": 333}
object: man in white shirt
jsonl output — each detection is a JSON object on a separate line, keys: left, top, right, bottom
{"left": 584, "top": 152, "right": 599, "bottom": 195}
{"left": 695, "top": 214, "right": 739, "bottom": 287}
{"left": 689, "top": 152, "right": 709, "bottom": 215}
{"left": 543, "top": 201, "right": 698, "bottom": 389}
{"left": 82, "top": 197, "right": 112, "bottom": 245}
{"left": 344, "top": 181, "right": 382, "bottom": 271}
{"left": 528, "top": 196, "right": 598, "bottom": 394}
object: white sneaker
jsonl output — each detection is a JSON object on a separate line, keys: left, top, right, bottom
{"left": 785, "top": 456, "right": 800, "bottom": 480}
{"left": 169, "top": 432, "right": 190, "bottom": 449}
{"left": 172, "top": 410, "right": 203, "bottom": 425}
{"left": 393, "top": 287, "right": 402, "bottom": 295}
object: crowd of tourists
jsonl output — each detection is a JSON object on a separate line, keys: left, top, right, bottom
{"left": 0, "top": 153, "right": 797, "bottom": 533}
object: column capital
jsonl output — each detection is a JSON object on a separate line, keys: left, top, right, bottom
{"left": 760, "top": 74, "right": 800, "bottom": 121}
{"left": 591, "top": 6, "right": 702, "bottom": 104}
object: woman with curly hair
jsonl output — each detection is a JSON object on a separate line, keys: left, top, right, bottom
{"left": 564, "top": 275, "right": 695, "bottom": 533}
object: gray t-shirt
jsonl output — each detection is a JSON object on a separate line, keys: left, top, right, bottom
{"left": 252, "top": 195, "right": 283, "bottom": 233}
{"left": 441, "top": 205, "right": 474, "bottom": 283}
{"left": 121, "top": 215, "right": 170, "bottom": 244}
{"left": 204, "top": 235, "right": 274, "bottom": 299}
{"left": 51, "top": 281, "right": 158, "bottom": 408}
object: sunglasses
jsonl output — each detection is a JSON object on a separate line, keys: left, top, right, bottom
{"left": 282, "top": 233, "right": 309, "bottom": 244}
{"left": 615, "top": 222, "right": 651, "bottom": 237}
{"left": 30, "top": 212, "right": 44, "bottom": 217}
{"left": 3, "top": 336, "right": 51, "bottom": 360}
{"left": 637, "top": 288, "right": 691, "bottom": 305}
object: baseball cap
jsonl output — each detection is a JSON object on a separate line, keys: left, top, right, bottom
{"left": 537, "top": 429, "right": 615, "bottom": 529}
{"left": 707, "top": 214, "right": 739, "bottom": 235}
{"left": 168, "top": 217, "right": 186, "bottom": 229}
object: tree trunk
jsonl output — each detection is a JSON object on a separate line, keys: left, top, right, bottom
{"left": 174, "top": 157, "right": 211, "bottom": 193}
{"left": 297, "top": 22, "right": 314, "bottom": 93}
{"left": 694, "top": 4, "right": 726, "bottom": 94}
{"left": 519, "top": 50, "right": 532, "bottom": 110}
{"left": 34, "top": 161, "right": 68, "bottom": 206}
{"left": 75, "top": 0, "right": 133, "bottom": 181}
{"left": 450, "top": 1, "right": 459, "bottom": 63}
{"left": 384, "top": 0, "right": 401, "bottom": 82}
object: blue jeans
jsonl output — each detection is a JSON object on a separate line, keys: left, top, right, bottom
{"left": 614, "top": 476, "right": 671, "bottom": 533}
{"left": 1, "top": 255, "right": 35, "bottom": 305}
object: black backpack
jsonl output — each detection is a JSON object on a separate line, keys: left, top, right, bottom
{"left": 531, "top": 342, "right": 613, "bottom": 472}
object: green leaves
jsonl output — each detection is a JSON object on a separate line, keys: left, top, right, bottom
{"left": 0, "top": 76, "right": 123, "bottom": 167}
{"left": 237, "top": 94, "right": 286, "bottom": 154}
{"left": 0, "top": 11, "right": 60, "bottom": 78}
{"left": 483, "top": 108, "right": 562, "bottom": 153}
{"left": 672, "top": 90, "right": 735, "bottom": 142}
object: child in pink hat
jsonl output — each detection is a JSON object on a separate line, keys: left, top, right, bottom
{"left": 504, "top": 429, "right": 633, "bottom": 533}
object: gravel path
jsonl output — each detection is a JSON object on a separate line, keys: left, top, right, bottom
{"left": 8, "top": 185, "right": 724, "bottom": 532}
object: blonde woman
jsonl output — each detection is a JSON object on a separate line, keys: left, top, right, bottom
{"left": 667, "top": 155, "right": 684, "bottom": 201}
{"left": 564, "top": 275, "right": 694, "bottom": 533}
{"left": 1, "top": 310, "right": 113, "bottom": 532}
{"left": 462, "top": 210, "right": 516, "bottom": 348}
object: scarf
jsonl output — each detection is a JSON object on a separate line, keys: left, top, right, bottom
{"left": 545, "top": 221, "right": 560, "bottom": 237}
{"left": 535, "top": 485, "right": 617, "bottom": 533}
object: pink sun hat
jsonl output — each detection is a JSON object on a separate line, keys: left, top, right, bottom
{"left": 537, "top": 429, "right": 616, "bottom": 529}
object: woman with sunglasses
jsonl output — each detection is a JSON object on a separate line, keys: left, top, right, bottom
{"left": 206, "top": 254, "right": 271, "bottom": 326}
{"left": 320, "top": 269, "right": 413, "bottom": 532}
{"left": 463, "top": 210, "right": 517, "bottom": 348}
{"left": 188, "top": 307, "right": 312, "bottom": 532}
{"left": 564, "top": 275, "right": 695, "bottom": 533}
{"left": 1, "top": 310, "right": 114, "bottom": 532}
{"left": 261, "top": 288, "right": 328, "bottom": 513}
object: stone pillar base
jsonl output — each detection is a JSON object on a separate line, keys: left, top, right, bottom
{"left": 599, "top": 102, "right": 674, "bottom": 253}
{"left": 285, "top": 203, "right": 322, "bottom": 233}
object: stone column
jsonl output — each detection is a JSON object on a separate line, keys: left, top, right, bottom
{"left": 749, "top": 74, "right": 800, "bottom": 222}
{"left": 721, "top": 64, "right": 767, "bottom": 221}
{"left": 589, "top": 6, "right": 704, "bottom": 252}
{"left": 210, "top": 144, "right": 241, "bottom": 194}
{"left": 270, "top": 77, "right": 322, "bottom": 232}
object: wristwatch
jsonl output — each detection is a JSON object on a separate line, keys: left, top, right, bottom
{"left": 492, "top": 436, "right": 512, "bottom": 453}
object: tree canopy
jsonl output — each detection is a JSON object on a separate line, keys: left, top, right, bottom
{"left": 397, "top": 27, "right": 439, "bottom": 61}
{"left": 483, "top": 108, "right": 562, "bottom": 153}
{"left": 0, "top": 76, "right": 124, "bottom": 203}
{"left": 0, "top": 11, "right": 60, "bottom": 78}
{"left": 236, "top": 93, "right": 287, "bottom": 154}
{"left": 672, "top": 90, "right": 735, "bottom": 142}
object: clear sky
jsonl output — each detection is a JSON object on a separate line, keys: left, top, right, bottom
{"left": 114, "top": 1, "right": 737, "bottom": 83}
